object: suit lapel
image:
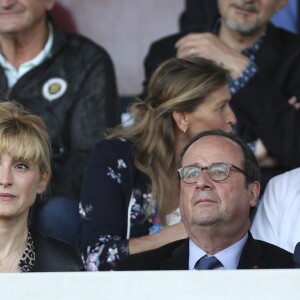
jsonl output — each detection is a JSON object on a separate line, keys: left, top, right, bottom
{"left": 161, "top": 239, "right": 189, "bottom": 270}
{"left": 238, "top": 232, "right": 268, "bottom": 269}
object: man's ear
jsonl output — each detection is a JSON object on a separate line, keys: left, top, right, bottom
{"left": 37, "top": 172, "right": 49, "bottom": 194}
{"left": 172, "top": 111, "right": 189, "bottom": 133}
{"left": 249, "top": 181, "right": 260, "bottom": 207}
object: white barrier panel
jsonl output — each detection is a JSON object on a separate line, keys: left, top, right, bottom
{"left": 0, "top": 270, "right": 299, "bottom": 300}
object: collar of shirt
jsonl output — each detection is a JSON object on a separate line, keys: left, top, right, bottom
{"left": 0, "top": 22, "right": 54, "bottom": 88}
{"left": 188, "top": 232, "right": 248, "bottom": 270}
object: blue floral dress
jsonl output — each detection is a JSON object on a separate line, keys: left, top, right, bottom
{"left": 79, "top": 138, "right": 160, "bottom": 270}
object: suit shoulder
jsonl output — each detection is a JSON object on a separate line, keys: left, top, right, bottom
{"left": 116, "top": 239, "right": 186, "bottom": 271}
{"left": 258, "top": 240, "right": 293, "bottom": 267}
{"left": 267, "top": 24, "right": 300, "bottom": 52}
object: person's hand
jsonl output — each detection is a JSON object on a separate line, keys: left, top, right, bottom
{"left": 288, "top": 96, "right": 300, "bottom": 110}
{"left": 255, "top": 139, "right": 278, "bottom": 168}
{"left": 175, "top": 33, "right": 249, "bottom": 79}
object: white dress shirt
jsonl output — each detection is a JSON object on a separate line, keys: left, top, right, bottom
{"left": 251, "top": 167, "right": 300, "bottom": 253}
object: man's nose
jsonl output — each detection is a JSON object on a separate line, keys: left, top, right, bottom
{"left": 195, "top": 169, "right": 214, "bottom": 190}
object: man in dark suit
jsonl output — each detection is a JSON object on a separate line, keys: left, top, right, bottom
{"left": 117, "top": 130, "right": 293, "bottom": 270}
{"left": 144, "top": 0, "right": 300, "bottom": 191}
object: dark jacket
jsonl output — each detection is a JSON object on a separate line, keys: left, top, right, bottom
{"left": 180, "top": 0, "right": 218, "bottom": 32}
{"left": 144, "top": 22, "right": 300, "bottom": 188}
{"left": 31, "top": 230, "right": 84, "bottom": 272}
{"left": 0, "top": 19, "right": 119, "bottom": 199}
{"left": 116, "top": 233, "right": 294, "bottom": 270}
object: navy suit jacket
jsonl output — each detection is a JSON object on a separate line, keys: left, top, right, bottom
{"left": 116, "top": 233, "right": 293, "bottom": 270}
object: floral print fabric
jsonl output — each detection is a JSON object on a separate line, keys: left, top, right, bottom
{"left": 79, "top": 139, "right": 157, "bottom": 270}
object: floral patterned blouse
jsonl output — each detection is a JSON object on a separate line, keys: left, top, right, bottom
{"left": 79, "top": 138, "right": 160, "bottom": 271}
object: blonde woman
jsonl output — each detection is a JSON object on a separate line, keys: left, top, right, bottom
{"left": 79, "top": 57, "right": 236, "bottom": 270}
{"left": 0, "top": 102, "right": 83, "bottom": 272}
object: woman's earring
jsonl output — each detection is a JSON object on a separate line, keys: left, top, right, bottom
{"left": 182, "top": 128, "right": 187, "bottom": 140}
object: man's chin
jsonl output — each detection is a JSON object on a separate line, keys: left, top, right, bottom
{"left": 225, "top": 19, "right": 259, "bottom": 35}
{"left": 193, "top": 215, "right": 219, "bottom": 227}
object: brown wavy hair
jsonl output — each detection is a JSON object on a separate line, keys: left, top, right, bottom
{"left": 108, "top": 57, "right": 230, "bottom": 223}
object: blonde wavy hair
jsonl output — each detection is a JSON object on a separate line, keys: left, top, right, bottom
{"left": 0, "top": 101, "right": 52, "bottom": 192}
{"left": 108, "top": 57, "right": 229, "bottom": 223}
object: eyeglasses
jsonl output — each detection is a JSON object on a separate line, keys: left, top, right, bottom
{"left": 177, "top": 163, "right": 248, "bottom": 184}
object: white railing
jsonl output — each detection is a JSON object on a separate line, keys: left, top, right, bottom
{"left": 0, "top": 270, "right": 299, "bottom": 300}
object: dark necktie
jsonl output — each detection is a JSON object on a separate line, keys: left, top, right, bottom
{"left": 194, "top": 255, "right": 223, "bottom": 270}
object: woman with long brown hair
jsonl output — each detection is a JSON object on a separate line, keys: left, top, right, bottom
{"left": 79, "top": 57, "right": 236, "bottom": 270}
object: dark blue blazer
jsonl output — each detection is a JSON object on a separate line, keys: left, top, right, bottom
{"left": 116, "top": 233, "right": 293, "bottom": 270}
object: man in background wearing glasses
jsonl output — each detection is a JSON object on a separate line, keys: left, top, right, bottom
{"left": 116, "top": 130, "right": 293, "bottom": 270}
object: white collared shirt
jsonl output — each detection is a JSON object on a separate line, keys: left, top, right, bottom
{"left": 189, "top": 233, "right": 248, "bottom": 270}
{"left": 0, "top": 23, "right": 54, "bottom": 88}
